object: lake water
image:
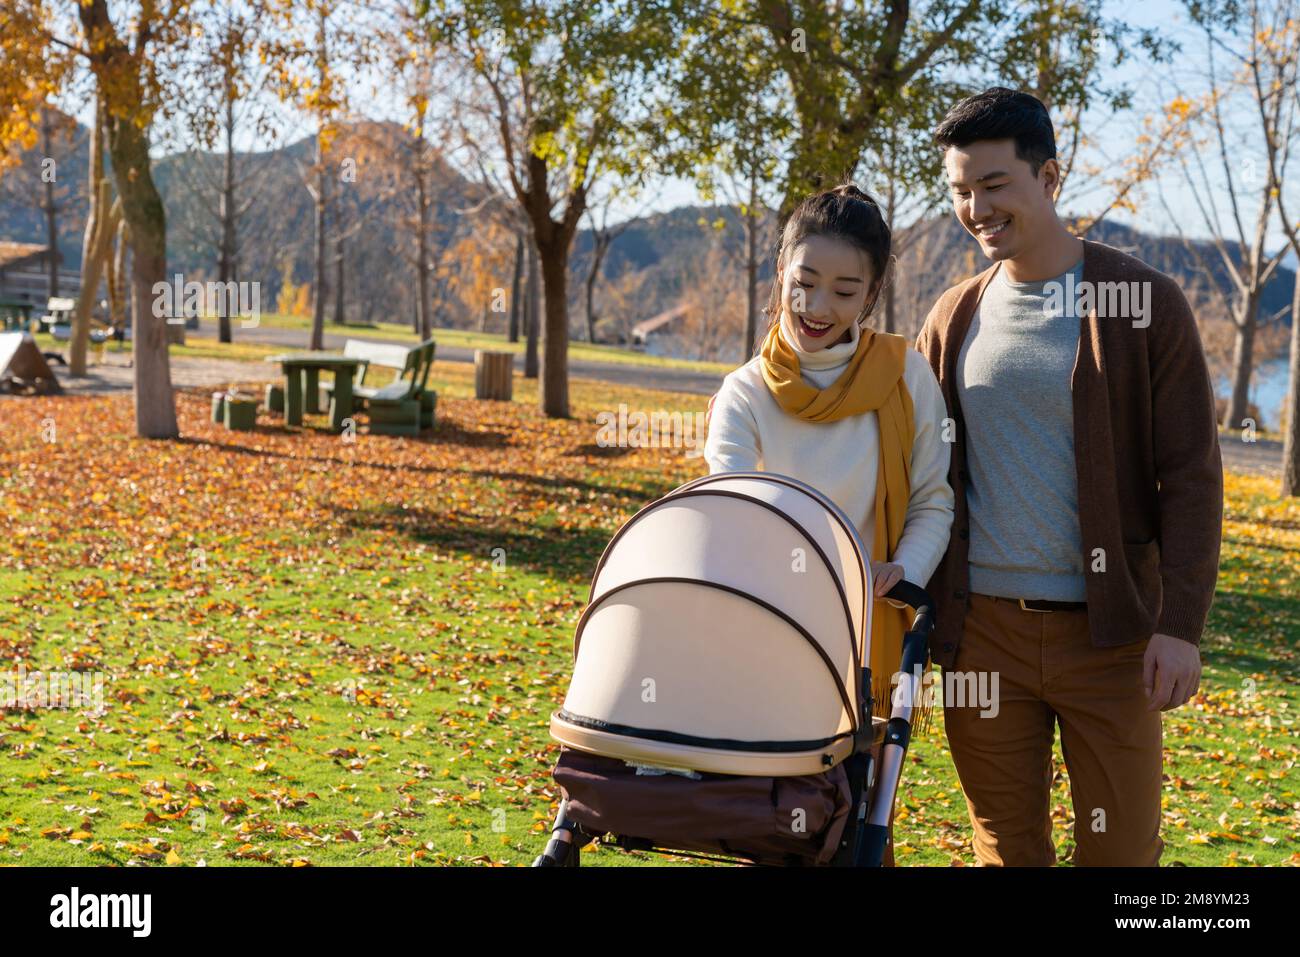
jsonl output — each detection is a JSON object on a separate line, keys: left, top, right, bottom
{"left": 1225, "top": 357, "right": 1291, "bottom": 430}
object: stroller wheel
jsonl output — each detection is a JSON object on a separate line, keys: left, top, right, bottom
{"left": 532, "top": 799, "right": 590, "bottom": 867}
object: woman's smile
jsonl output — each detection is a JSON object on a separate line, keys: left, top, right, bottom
{"left": 798, "top": 315, "right": 836, "bottom": 337}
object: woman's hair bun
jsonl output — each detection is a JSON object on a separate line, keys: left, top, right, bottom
{"left": 832, "top": 182, "right": 879, "bottom": 207}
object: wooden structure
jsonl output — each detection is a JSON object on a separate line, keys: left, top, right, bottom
{"left": 474, "top": 350, "right": 513, "bottom": 401}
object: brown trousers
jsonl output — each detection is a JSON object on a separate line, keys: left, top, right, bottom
{"left": 942, "top": 593, "right": 1164, "bottom": 866}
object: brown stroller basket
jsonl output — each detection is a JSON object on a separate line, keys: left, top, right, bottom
{"left": 533, "top": 472, "right": 935, "bottom": 867}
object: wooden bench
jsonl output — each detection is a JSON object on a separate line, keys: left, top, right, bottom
{"left": 324, "top": 338, "right": 437, "bottom": 436}
{"left": 41, "top": 296, "right": 122, "bottom": 346}
{"left": 39, "top": 297, "right": 76, "bottom": 338}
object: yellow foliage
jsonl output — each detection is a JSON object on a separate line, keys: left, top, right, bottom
{"left": 1167, "top": 96, "right": 1193, "bottom": 120}
{"left": 277, "top": 270, "right": 313, "bottom": 318}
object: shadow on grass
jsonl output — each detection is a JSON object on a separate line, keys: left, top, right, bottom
{"left": 175, "top": 433, "right": 680, "bottom": 504}
{"left": 1223, "top": 513, "right": 1300, "bottom": 533}
{"left": 1205, "top": 586, "right": 1300, "bottom": 678}
{"left": 425, "top": 419, "right": 511, "bottom": 448}
{"left": 331, "top": 503, "right": 611, "bottom": 583}
{"left": 1222, "top": 535, "right": 1300, "bottom": 554}
{"left": 565, "top": 442, "right": 634, "bottom": 458}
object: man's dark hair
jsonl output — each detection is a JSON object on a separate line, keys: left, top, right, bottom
{"left": 933, "top": 87, "right": 1057, "bottom": 177}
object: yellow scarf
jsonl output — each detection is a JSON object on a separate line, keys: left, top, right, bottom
{"left": 759, "top": 318, "right": 931, "bottom": 732}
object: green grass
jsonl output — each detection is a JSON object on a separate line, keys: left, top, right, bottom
{"left": 0, "top": 369, "right": 1294, "bottom": 867}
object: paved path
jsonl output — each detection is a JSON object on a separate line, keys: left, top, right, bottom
{"left": 1218, "top": 433, "right": 1285, "bottom": 479}
{"left": 46, "top": 353, "right": 279, "bottom": 396}
{"left": 189, "top": 320, "right": 728, "bottom": 396}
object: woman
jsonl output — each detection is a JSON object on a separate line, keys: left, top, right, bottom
{"left": 703, "top": 183, "right": 954, "bottom": 738}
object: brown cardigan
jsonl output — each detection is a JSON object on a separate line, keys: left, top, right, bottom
{"left": 914, "top": 238, "right": 1223, "bottom": 671}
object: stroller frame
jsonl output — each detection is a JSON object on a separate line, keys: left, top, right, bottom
{"left": 533, "top": 471, "right": 936, "bottom": 867}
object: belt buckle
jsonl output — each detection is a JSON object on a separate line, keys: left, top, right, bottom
{"left": 1018, "top": 598, "right": 1051, "bottom": 613}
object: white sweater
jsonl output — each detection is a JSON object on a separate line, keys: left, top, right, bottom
{"left": 703, "top": 320, "right": 955, "bottom": 589}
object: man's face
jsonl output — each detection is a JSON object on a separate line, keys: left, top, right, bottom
{"left": 943, "top": 138, "right": 1058, "bottom": 262}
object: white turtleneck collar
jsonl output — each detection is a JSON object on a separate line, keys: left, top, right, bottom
{"left": 778, "top": 316, "right": 862, "bottom": 371}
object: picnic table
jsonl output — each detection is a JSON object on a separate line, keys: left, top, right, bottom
{"left": 264, "top": 352, "right": 364, "bottom": 431}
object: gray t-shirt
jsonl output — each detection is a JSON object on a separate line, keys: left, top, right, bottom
{"left": 955, "top": 258, "right": 1087, "bottom": 601}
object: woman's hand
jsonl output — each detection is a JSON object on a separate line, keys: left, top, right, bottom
{"left": 870, "top": 561, "right": 905, "bottom": 598}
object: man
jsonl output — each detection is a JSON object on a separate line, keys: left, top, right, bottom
{"left": 913, "top": 87, "right": 1223, "bottom": 865}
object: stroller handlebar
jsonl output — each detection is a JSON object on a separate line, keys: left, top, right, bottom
{"left": 882, "top": 580, "right": 933, "bottom": 615}
{"left": 882, "top": 580, "right": 936, "bottom": 639}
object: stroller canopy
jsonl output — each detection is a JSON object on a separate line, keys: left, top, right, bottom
{"left": 551, "top": 471, "right": 874, "bottom": 776}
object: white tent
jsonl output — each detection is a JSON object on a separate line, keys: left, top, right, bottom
{"left": 0, "top": 332, "right": 62, "bottom": 394}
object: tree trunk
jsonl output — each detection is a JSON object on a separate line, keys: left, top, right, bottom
{"left": 105, "top": 216, "right": 120, "bottom": 330}
{"left": 310, "top": 147, "right": 328, "bottom": 350}
{"left": 333, "top": 234, "right": 345, "bottom": 325}
{"left": 415, "top": 164, "right": 432, "bottom": 339}
{"left": 1226, "top": 294, "right": 1260, "bottom": 429}
{"left": 882, "top": 150, "right": 898, "bottom": 335}
{"left": 524, "top": 240, "right": 539, "bottom": 379}
{"left": 70, "top": 105, "right": 108, "bottom": 378}
{"left": 508, "top": 234, "right": 522, "bottom": 343}
{"left": 42, "top": 109, "right": 60, "bottom": 299}
{"left": 1281, "top": 276, "right": 1300, "bottom": 497}
{"left": 217, "top": 82, "right": 236, "bottom": 344}
{"left": 584, "top": 239, "right": 599, "bottom": 344}
{"left": 744, "top": 191, "right": 758, "bottom": 360}
{"left": 110, "top": 217, "right": 128, "bottom": 327}
{"left": 106, "top": 114, "right": 177, "bottom": 438}
{"left": 75, "top": 0, "right": 177, "bottom": 433}
{"left": 70, "top": 185, "right": 118, "bottom": 376}
{"left": 538, "top": 241, "right": 570, "bottom": 418}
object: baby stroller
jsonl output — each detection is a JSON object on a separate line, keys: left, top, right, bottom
{"left": 533, "top": 471, "right": 935, "bottom": 867}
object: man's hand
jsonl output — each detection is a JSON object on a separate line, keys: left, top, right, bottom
{"left": 871, "top": 561, "right": 905, "bottom": 598}
{"left": 1143, "top": 634, "right": 1202, "bottom": 711}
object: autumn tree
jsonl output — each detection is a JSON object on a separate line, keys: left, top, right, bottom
{"left": 441, "top": 220, "right": 516, "bottom": 332}
{"left": 425, "top": 0, "right": 684, "bottom": 418}
{"left": 69, "top": 96, "right": 122, "bottom": 377}
{"left": 167, "top": 1, "right": 277, "bottom": 344}
{"left": 579, "top": 192, "right": 649, "bottom": 345}
{"left": 664, "top": 1, "right": 1165, "bottom": 221}
{"left": 1152, "top": 5, "right": 1296, "bottom": 432}
{"left": 261, "top": 0, "right": 372, "bottom": 349}
{"left": 1232, "top": 0, "right": 1300, "bottom": 495}
{"left": 0, "top": 0, "right": 199, "bottom": 437}
{"left": 370, "top": 0, "right": 449, "bottom": 339}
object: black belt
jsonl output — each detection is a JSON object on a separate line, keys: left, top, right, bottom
{"left": 978, "top": 594, "right": 1086, "bottom": 612}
